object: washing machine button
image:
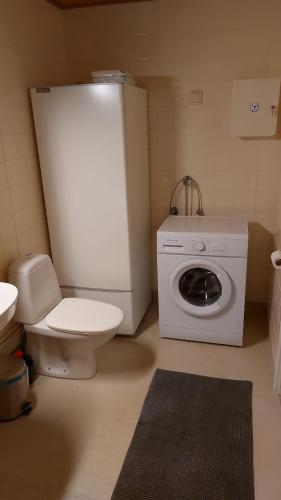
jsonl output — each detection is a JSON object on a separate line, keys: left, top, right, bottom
{"left": 196, "top": 241, "right": 206, "bottom": 252}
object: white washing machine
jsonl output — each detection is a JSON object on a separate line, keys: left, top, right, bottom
{"left": 157, "top": 216, "right": 248, "bottom": 346}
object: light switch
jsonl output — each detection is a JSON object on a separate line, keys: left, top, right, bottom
{"left": 189, "top": 89, "right": 203, "bottom": 105}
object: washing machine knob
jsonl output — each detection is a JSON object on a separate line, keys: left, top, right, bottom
{"left": 196, "top": 241, "right": 205, "bottom": 252}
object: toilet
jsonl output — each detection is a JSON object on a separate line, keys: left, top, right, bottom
{"left": 9, "top": 254, "right": 124, "bottom": 379}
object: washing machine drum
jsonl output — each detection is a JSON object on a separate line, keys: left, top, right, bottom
{"left": 169, "top": 259, "right": 232, "bottom": 317}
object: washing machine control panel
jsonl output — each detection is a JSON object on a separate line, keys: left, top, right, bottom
{"left": 191, "top": 239, "right": 230, "bottom": 254}
{"left": 158, "top": 235, "right": 248, "bottom": 257}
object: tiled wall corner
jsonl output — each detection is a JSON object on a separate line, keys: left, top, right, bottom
{"left": 0, "top": 0, "right": 68, "bottom": 282}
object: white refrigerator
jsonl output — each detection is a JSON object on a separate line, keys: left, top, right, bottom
{"left": 30, "top": 83, "right": 151, "bottom": 335}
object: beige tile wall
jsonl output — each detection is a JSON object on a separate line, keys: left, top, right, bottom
{"left": 0, "top": 0, "right": 67, "bottom": 283}
{"left": 268, "top": 181, "right": 281, "bottom": 369}
{"left": 1, "top": 0, "right": 280, "bottom": 307}
{"left": 64, "top": 0, "right": 281, "bottom": 301}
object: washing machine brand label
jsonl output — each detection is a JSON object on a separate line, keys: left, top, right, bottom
{"left": 36, "top": 87, "right": 51, "bottom": 93}
{"left": 163, "top": 238, "right": 184, "bottom": 247}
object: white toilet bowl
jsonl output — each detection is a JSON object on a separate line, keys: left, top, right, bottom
{"left": 9, "top": 254, "right": 124, "bottom": 379}
{"left": 26, "top": 298, "right": 123, "bottom": 379}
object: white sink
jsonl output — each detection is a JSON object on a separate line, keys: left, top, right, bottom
{"left": 0, "top": 282, "right": 18, "bottom": 331}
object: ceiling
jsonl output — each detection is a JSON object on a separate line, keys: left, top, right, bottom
{"left": 48, "top": 0, "right": 152, "bottom": 8}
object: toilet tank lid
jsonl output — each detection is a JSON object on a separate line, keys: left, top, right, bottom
{"left": 9, "top": 254, "right": 51, "bottom": 275}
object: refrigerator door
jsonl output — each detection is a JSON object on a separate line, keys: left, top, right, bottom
{"left": 31, "top": 84, "right": 131, "bottom": 291}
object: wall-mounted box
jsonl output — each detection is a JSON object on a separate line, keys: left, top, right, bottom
{"left": 230, "top": 78, "right": 281, "bottom": 137}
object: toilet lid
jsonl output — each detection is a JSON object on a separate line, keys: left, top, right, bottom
{"left": 46, "top": 298, "right": 124, "bottom": 335}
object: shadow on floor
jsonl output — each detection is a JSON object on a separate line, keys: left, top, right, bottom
{"left": 134, "top": 302, "right": 159, "bottom": 337}
{"left": 0, "top": 416, "right": 77, "bottom": 500}
{"left": 243, "top": 310, "right": 268, "bottom": 348}
{"left": 96, "top": 337, "right": 156, "bottom": 377}
{"left": 95, "top": 302, "right": 158, "bottom": 378}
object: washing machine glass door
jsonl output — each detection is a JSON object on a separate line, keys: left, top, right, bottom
{"left": 169, "top": 259, "right": 232, "bottom": 317}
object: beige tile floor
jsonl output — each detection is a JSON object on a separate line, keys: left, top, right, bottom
{"left": 1, "top": 304, "right": 281, "bottom": 500}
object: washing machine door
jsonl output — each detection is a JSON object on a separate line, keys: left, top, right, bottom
{"left": 169, "top": 259, "right": 232, "bottom": 317}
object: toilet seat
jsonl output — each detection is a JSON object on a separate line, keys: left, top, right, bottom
{"left": 46, "top": 298, "right": 124, "bottom": 335}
